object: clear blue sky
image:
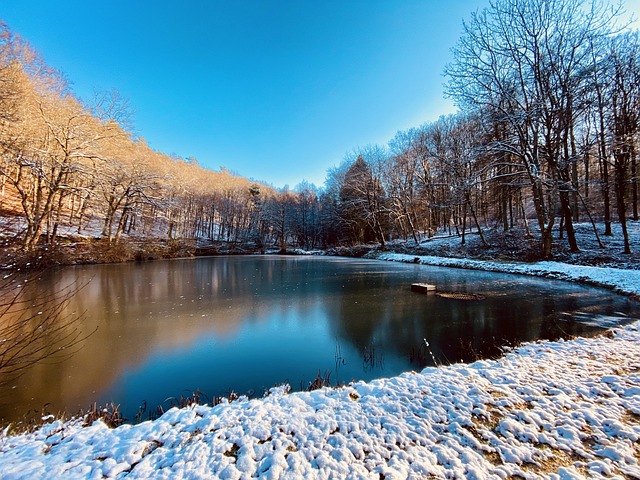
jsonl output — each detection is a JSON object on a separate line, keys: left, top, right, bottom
{"left": 2, "top": 1, "right": 640, "bottom": 188}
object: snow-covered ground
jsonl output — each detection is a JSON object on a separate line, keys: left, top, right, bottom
{"left": 377, "top": 252, "right": 640, "bottom": 299}
{"left": 0, "top": 257, "right": 639, "bottom": 478}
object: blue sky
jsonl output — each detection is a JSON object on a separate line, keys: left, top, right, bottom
{"left": 2, "top": 1, "right": 640, "bottom": 188}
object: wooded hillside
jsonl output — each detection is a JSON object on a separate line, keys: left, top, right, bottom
{"left": 2, "top": 0, "right": 639, "bottom": 263}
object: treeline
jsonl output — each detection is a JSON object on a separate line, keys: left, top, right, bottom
{"left": 0, "top": 23, "right": 282, "bottom": 254}
{"left": 264, "top": 0, "right": 640, "bottom": 258}
{"left": 2, "top": 0, "right": 640, "bottom": 261}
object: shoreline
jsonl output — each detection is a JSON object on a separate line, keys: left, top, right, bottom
{"left": 373, "top": 252, "right": 640, "bottom": 300}
{"left": 0, "top": 256, "right": 639, "bottom": 478}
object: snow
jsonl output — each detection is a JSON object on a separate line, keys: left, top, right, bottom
{"left": 377, "top": 252, "right": 640, "bottom": 298}
{"left": 1, "top": 258, "right": 639, "bottom": 478}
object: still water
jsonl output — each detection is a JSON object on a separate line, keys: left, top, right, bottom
{"left": 0, "top": 255, "right": 635, "bottom": 423}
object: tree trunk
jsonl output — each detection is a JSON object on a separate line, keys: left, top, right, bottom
{"left": 521, "top": 197, "right": 531, "bottom": 236}
{"left": 571, "top": 139, "right": 579, "bottom": 223}
{"left": 599, "top": 128, "right": 613, "bottom": 236}
{"left": 577, "top": 189, "right": 605, "bottom": 249}
{"left": 460, "top": 204, "right": 467, "bottom": 245}
{"left": 466, "top": 193, "right": 486, "bottom": 246}
{"left": 614, "top": 153, "right": 632, "bottom": 254}
{"left": 593, "top": 58, "right": 613, "bottom": 236}
{"left": 632, "top": 144, "right": 638, "bottom": 220}
{"left": 500, "top": 180, "right": 509, "bottom": 232}
{"left": 541, "top": 227, "right": 553, "bottom": 259}
{"left": 405, "top": 206, "right": 419, "bottom": 244}
{"left": 558, "top": 189, "right": 579, "bottom": 252}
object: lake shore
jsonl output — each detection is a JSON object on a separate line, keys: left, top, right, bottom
{"left": 0, "top": 257, "right": 638, "bottom": 479}
{"left": 373, "top": 252, "right": 640, "bottom": 300}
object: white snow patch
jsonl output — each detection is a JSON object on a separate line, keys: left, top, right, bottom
{"left": 378, "top": 252, "right": 640, "bottom": 297}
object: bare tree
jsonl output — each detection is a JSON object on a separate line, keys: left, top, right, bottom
{"left": 607, "top": 31, "right": 640, "bottom": 254}
{"left": 292, "top": 181, "right": 321, "bottom": 249}
{"left": 264, "top": 187, "right": 296, "bottom": 253}
{"left": 88, "top": 87, "right": 136, "bottom": 134}
{"left": 386, "top": 130, "right": 422, "bottom": 243}
{"left": 445, "top": 0, "right": 621, "bottom": 257}
{"left": 438, "top": 114, "right": 489, "bottom": 245}
{"left": 339, "top": 149, "right": 389, "bottom": 247}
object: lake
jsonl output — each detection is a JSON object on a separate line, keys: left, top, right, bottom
{"left": 0, "top": 255, "right": 635, "bottom": 423}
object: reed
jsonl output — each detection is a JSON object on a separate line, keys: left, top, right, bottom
{"left": 363, "top": 343, "right": 384, "bottom": 370}
{"left": 305, "top": 370, "right": 332, "bottom": 391}
{"left": 82, "top": 402, "right": 125, "bottom": 428}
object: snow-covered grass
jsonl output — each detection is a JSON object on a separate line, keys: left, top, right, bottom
{"left": 0, "top": 258, "right": 638, "bottom": 479}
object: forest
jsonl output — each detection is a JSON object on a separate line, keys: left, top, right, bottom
{"left": 0, "top": 0, "right": 639, "bottom": 265}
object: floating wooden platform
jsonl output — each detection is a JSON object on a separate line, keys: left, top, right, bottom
{"left": 411, "top": 283, "right": 437, "bottom": 293}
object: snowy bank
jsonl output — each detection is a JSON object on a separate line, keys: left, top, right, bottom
{"left": 377, "top": 252, "right": 640, "bottom": 299}
{"left": 0, "top": 260, "right": 639, "bottom": 479}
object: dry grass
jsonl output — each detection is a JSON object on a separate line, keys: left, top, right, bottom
{"left": 522, "top": 446, "right": 587, "bottom": 476}
{"left": 471, "top": 397, "right": 592, "bottom": 476}
{"left": 81, "top": 402, "right": 125, "bottom": 428}
{"left": 306, "top": 370, "right": 332, "bottom": 391}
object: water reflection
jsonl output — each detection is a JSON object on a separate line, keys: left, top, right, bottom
{"left": 0, "top": 256, "right": 635, "bottom": 423}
